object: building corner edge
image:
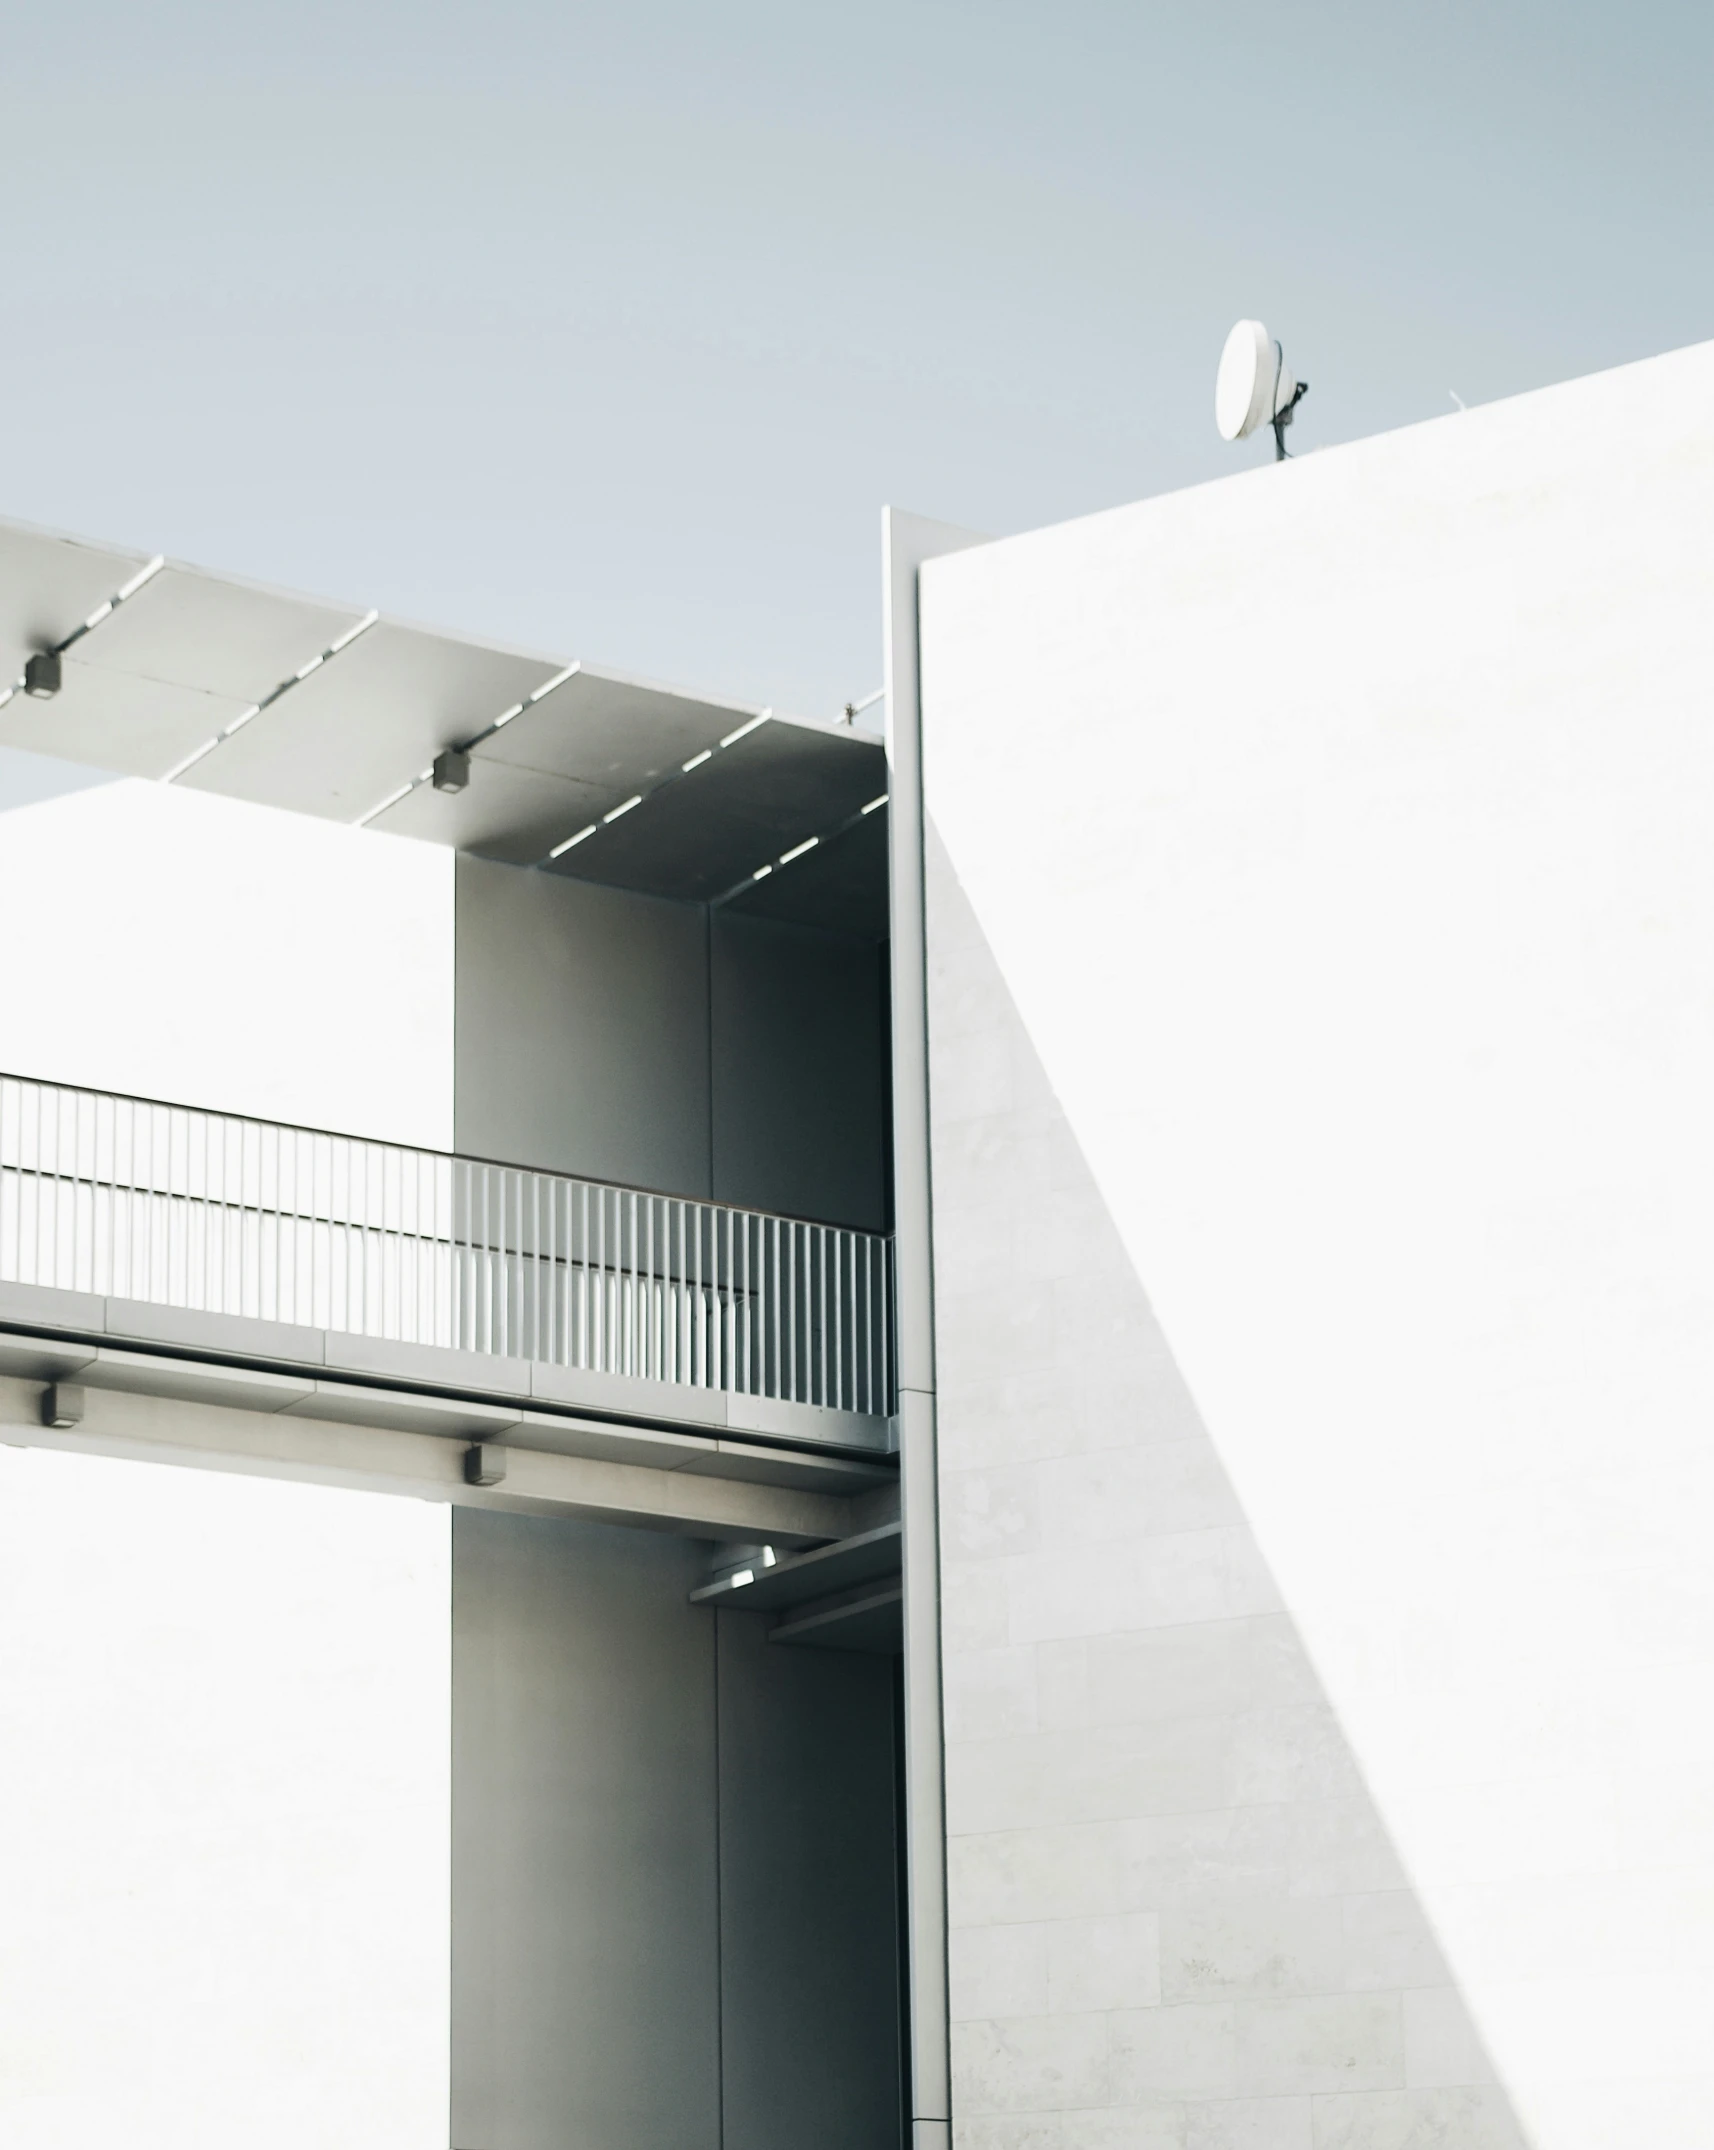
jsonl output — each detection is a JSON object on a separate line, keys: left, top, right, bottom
{"left": 882, "top": 505, "right": 989, "bottom": 2143}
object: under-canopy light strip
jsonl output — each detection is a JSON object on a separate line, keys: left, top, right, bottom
{"left": 0, "top": 555, "right": 166, "bottom": 712}
{"left": 162, "top": 609, "right": 379, "bottom": 783}
{"left": 529, "top": 708, "right": 776, "bottom": 869}
{"left": 68, "top": 555, "right": 167, "bottom": 647}
{"left": 708, "top": 789, "right": 889, "bottom": 910}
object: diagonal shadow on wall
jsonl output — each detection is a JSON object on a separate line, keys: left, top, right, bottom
{"left": 924, "top": 825, "right": 1531, "bottom": 2150}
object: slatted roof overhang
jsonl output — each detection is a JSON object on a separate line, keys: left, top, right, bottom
{"left": 0, "top": 515, "right": 890, "bottom": 938}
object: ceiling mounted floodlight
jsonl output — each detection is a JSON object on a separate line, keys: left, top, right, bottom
{"left": 23, "top": 650, "right": 61, "bottom": 699}
{"left": 432, "top": 747, "right": 470, "bottom": 793}
{"left": 1215, "top": 319, "right": 1309, "bottom": 461}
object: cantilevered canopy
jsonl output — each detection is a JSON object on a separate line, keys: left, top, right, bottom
{"left": 0, "top": 514, "right": 888, "bottom": 936}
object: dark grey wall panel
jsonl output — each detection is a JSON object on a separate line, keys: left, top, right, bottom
{"left": 451, "top": 1511, "right": 721, "bottom": 2150}
{"left": 711, "top": 913, "right": 889, "bottom": 1231}
{"left": 455, "top": 855, "right": 711, "bottom": 1197}
{"left": 716, "top": 1610, "right": 903, "bottom": 2150}
{"left": 456, "top": 857, "right": 890, "bottom": 1228}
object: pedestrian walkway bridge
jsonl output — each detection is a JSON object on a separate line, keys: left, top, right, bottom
{"left": 0, "top": 1070, "right": 894, "bottom": 1458}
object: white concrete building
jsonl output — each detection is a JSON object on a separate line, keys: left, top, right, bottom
{"left": 893, "top": 337, "right": 1714, "bottom": 2150}
{"left": 1, "top": 334, "right": 1711, "bottom": 2150}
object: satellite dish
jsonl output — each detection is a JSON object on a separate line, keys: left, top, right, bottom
{"left": 1215, "top": 319, "right": 1308, "bottom": 460}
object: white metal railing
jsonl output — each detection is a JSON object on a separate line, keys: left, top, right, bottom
{"left": 0, "top": 1074, "right": 894, "bottom": 1417}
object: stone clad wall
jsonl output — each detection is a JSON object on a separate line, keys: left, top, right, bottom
{"left": 927, "top": 830, "right": 1523, "bottom": 2150}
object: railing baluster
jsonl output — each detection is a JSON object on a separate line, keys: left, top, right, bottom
{"left": 787, "top": 1220, "right": 797, "bottom": 1403}
{"left": 549, "top": 1177, "right": 560, "bottom": 1366}
{"left": 478, "top": 1156, "right": 487, "bottom": 1355}
{"left": 629, "top": 1189, "right": 639, "bottom": 1379}
{"left": 596, "top": 1184, "right": 607, "bottom": 1373}
{"left": 199, "top": 1106, "right": 211, "bottom": 1314}
{"left": 646, "top": 1195, "right": 657, "bottom": 1382}
{"left": 533, "top": 1173, "right": 544, "bottom": 1366}
{"left": 577, "top": 1181, "right": 588, "bottom": 1370}
{"left": 671, "top": 1201, "right": 682, "bottom": 1383}
{"left": 834, "top": 1231, "right": 845, "bottom": 1413}
{"left": 735, "top": 1212, "right": 743, "bottom": 1393}
{"left": 688, "top": 1200, "right": 699, "bottom": 1387}
{"left": 452, "top": 1155, "right": 465, "bottom": 1352}
{"left": 721, "top": 1205, "right": 731, "bottom": 1396}
{"left": 50, "top": 1083, "right": 62, "bottom": 1292}
{"left": 32, "top": 1082, "right": 43, "bottom": 1289}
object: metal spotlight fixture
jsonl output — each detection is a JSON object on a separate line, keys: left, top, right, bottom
{"left": 433, "top": 748, "right": 471, "bottom": 793}
{"left": 24, "top": 651, "right": 61, "bottom": 699}
{"left": 464, "top": 1442, "right": 508, "bottom": 1487}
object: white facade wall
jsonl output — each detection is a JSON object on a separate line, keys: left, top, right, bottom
{"left": 0, "top": 771, "right": 456, "bottom": 2145}
{"left": 0, "top": 1448, "right": 450, "bottom": 2150}
{"left": 919, "top": 340, "right": 1714, "bottom": 2149}
{"left": 0, "top": 768, "right": 453, "bottom": 1143}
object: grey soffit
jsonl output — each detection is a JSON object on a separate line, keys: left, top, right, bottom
{"left": 724, "top": 803, "right": 891, "bottom": 937}
{"left": 484, "top": 667, "right": 754, "bottom": 790}
{"left": 46, "top": 566, "right": 365, "bottom": 778}
{"left": 544, "top": 717, "right": 886, "bottom": 902}
{"left": 0, "top": 529, "right": 368, "bottom": 779}
{"left": 11, "top": 564, "right": 368, "bottom": 779}
{"left": 689, "top": 1519, "right": 902, "bottom": 1612}
{"left": 0, "top": 510, "right": 890, "bottom": 931}
{"left": 768, "top": 1583, "right": 902, "bottom": 1653}
{"left": 368, "top": 666, "right": 753, "bottom": 862}
{"left": 689, "top": 1519, "right": 904, "bottom": 1652}
{"left": 61, "top": 562, "right": 361, "bottom": 706}
{"left": 370, "top": 754, "right": 610, "bottom": 867}
{"left": 2, "top": 664, "right": 250, "bottom": 780}
{"left": 181, "top": 620, "right": 565, "bottom": 822}
{"left": 0, "top": 522, "right": 151, "bottom": 692}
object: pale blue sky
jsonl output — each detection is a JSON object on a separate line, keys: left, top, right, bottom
{"left": 2, "top": 1, "right": 1709, "bottom": 716}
